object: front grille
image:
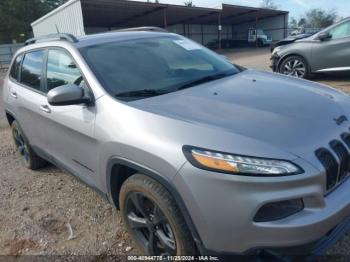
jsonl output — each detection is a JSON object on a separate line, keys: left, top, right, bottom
{"left": 341, "top": 133, "right": 350, "bottom": 148}
{"left": 315, "top": 136, "right": 350, "bottom": 192}
{"left": 315, "top": 148, "right": 339, "bottom": 190}
{"left": 330, "top": 140, "right": 350, "bottom": 181}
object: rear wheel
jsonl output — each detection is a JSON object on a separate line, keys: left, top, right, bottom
{"left": 11, "top": 120, "right": 47, "bottom": 170}
{"left": 119, "top": 174, "right": 196, "bottom": 255}
{"left": 279, "top": 55, "right": 310, "bottom": 79}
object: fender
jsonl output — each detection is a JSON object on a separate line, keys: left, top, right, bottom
{"left": 106, "top": 156, "right": 205, "bottom": 254}
{"left": 276, "top": 53, "right": 310, "bottom": 72}
{"left": 5, "top": 109, "right": 16, "bottom": 125}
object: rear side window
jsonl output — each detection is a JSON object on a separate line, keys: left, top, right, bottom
{"left": 20, "top": 50, "right": 45, "bottom": 91}
{"left": 10, "top": 54, "right": 23, "bottom": 80}
{"left": 46, "top": 49, "right": 83, "bottom": 91}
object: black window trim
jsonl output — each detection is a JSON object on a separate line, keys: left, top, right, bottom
{"left": 9, "top": 53, "right": 24, "bottom": 83}
{"left": 45, "top": 46, "right": 95, "bottom": 102}
{"left": 10, "top": 46, "right": 95, "bottom": 103}
{"left": 13, "top": 47, "right": 48, "bottom": 96}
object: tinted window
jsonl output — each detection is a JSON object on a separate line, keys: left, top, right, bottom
{"left": 80, "top": 36, "right": 238, "bottom": 99}
{"left": 20, "top": 50, "right": 45, "bottom": 90}
{"left": 10, "top": 54, "right": 22, "bottom": 80}
{"left": 329, "top": 21, "right": 350, "bottom": 39}
{"left": 46, "top": 49, "right": 84, "bottom": 91}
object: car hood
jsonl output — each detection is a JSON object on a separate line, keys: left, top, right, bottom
{"left": 274, "top": 34, "right": 314, "bottom": 48}
{"left": 130, "top": 70, "right": 350, "bottom": 159}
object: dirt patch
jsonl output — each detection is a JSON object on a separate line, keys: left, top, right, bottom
{"left": 0, "top": 125, "right": 135, "bottom": 256}
{"left": 4, "top": 238, "right": 39, "bottom": 256}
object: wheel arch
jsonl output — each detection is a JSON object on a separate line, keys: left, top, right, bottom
{"left": 106, "top": 157, "right": 205, "bottom": 254}
{"left": 277, "top": 53, "right": 310, "bottom": 73}
{"left": 5, "top": 110, "right": 16, "bottom": 125}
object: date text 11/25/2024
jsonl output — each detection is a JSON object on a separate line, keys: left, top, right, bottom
{"left": 127, "top": 256, "right": 220, "bottom": 261}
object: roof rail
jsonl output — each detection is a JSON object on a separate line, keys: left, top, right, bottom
{"left": 115, "top": 27, "right": 168, "bottom": 33}
{"left": 24, "top": 33, "right": 78, "bottom": 46}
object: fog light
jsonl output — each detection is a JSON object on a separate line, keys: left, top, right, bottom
{"left": 254, "top": 199, "right": 304, "bottom": 222}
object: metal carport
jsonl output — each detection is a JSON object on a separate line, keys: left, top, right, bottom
{"left": 31, "top": 0, "right": 289, "bottom": 47}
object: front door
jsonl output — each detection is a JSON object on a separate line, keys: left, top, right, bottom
{"left": 42, "top": 48, "right": 98, "bottom": 187}
{"left": 311, "top": 20, "right": 350, "bottom": 72}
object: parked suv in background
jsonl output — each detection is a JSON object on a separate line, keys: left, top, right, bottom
{"left": 3, "top": 29, "right": 350, "bottom": 257}
{"left": 271, "top": 17, "right": 350, "bottom": 78}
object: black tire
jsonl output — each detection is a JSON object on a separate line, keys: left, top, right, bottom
{"left": 278, "top": 55, "right": 310, "bottom": 79}
{"left": 119, "top": 174, "right": 196, "bottom": 256}
{"left": 11, "top": 120, "right": 48, "bottom": 170}
{"left": 257, "top": 39, "right": 264, "bottom": 47}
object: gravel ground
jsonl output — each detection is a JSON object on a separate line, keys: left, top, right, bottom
{"left": 0, "top": 49, "right": 349, "bottom": 258}
{"left": 0, "top": 70, "right": 134, "bottom": 258}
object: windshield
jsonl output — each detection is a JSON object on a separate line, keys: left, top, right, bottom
{"left": 80, "top": 35, "right": 239, "bottom": 100}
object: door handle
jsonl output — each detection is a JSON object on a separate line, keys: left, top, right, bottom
{"left": 10, "top": 91, "right": 17, "bottom": 98}
{"left": 40, "top": 105, "right": 51, "bottom": 113}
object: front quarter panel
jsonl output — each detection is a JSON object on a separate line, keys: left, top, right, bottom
{"left": 94, "top": 95, "right": 188, "bottom": 192}
{"left": 277, "top": 41, "right": 314, "bottom": 69}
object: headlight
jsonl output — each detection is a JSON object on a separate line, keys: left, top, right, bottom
{"left": 272, "top": 46, "right": 282, "bottom": 55}
{"left": 183, "top": 146, "right": 303, "bottom": 176}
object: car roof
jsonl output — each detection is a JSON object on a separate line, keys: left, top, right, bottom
{"left": 75, "top": 31, "right": 174, "bottom": 48}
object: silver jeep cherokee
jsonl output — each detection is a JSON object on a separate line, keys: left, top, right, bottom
{"left": 2, "top": 29, "right": 350, "bottom": 257}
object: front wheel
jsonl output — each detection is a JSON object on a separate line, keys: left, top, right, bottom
{"left": 279, "top": 55, "right": 310, "bottom": 79}
{"left": 11, "top": 120, "right": 48, "bottom": 170}
{"left": 119, "top": 174, "right": 196, "bottom": 255}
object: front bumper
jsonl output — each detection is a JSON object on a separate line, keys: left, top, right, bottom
{"left": 261, "top": 213, "right": 350, "bottom": 258}
{"left": 173, "top": 157, "right": 350, "bottom": 254}
{"left": 270, "top": 53, "right": 281, "bottom": 72}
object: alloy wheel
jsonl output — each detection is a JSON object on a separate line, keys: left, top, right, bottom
{"left": 126, "top": 192, "right": 177, "bottom": 255}
{"left": 12, "top": 127, "right": 30, "bottom": 163}
{"left": 281, "top": 58, "right": 306, "bottom": 78}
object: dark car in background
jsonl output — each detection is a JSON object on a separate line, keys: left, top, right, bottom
{"left": 270, "top": 32, "right": 316, "bottom": 52}
{"left": 271, "top": 17, "right": 350, "bottom": 78}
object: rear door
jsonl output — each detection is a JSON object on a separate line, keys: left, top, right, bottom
{"left": 311, "top": 20, "right": 350, "bottom": 72}
{"left": 42, "top": 48, "right": 98, "bottom": 186}
{"left": 9, "top": 49, "right": 49, "bottom": 151}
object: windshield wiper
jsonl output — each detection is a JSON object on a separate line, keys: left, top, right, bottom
{"left": 115, "top": 89, "right": 167, "bottom": 98}
{"left": 176, "top": 71, "right": 235, "bottom": 91}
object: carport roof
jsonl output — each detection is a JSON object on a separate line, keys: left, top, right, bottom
{"left": 221, "top": 4, "right": 288, "bottom": 25}
{"left": 80, "top": 0, "right": 288, "bottom": 28}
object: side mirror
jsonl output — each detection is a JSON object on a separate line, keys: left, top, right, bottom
{"left": 47, "top": 84, "right": 90, "bottom": 106}
{"left": 317, "top": 32, "right": 332, "bottom": 41}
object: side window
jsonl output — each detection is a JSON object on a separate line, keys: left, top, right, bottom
{"left": 46, "top": 49, "right": 84, "bottom": 92}
{"left": 329, "top": 21, "right": 350, "bottom": 39}
{"left": 10, "top": 54, "right": 23, "bottom": 80}
{"left": 20, "top": 50, "right": 45, "bottom": 91}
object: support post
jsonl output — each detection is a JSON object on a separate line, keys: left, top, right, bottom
{"left": 163, "top": 8, "right": 167, "bottom": 28}
{"left": 255, "top": 15, "right": 258, "bottom": 47}
{"left": 284, "top": 14, "right": 288, "bottom": 38}
{"left": 218, "top": 13, "right": 222, "bottom": 49}
{"left": 201, "top": 24, "right": 204, "bottom": 45}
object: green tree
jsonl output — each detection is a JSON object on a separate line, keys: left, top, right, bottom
{"left": 304, "top": 8, "right": 337, "bottom": 28}
{"left": 298, "top": 18, "right": 307, "bottom": 27}
{"left": 184, "top": 0, "right": 195, "bottom": 7}
{"left": 260, "top": 0, "right": 278, "bottom": 10}
{"left": 0, "top": 0, "right": 68, "bottom": 44}
{"left": 289, "top": 17, "right": 298, "bottom": 28}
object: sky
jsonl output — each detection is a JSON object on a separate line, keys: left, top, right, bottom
{"left": 147, "top": 0, "right": 350, "bottom": 20}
